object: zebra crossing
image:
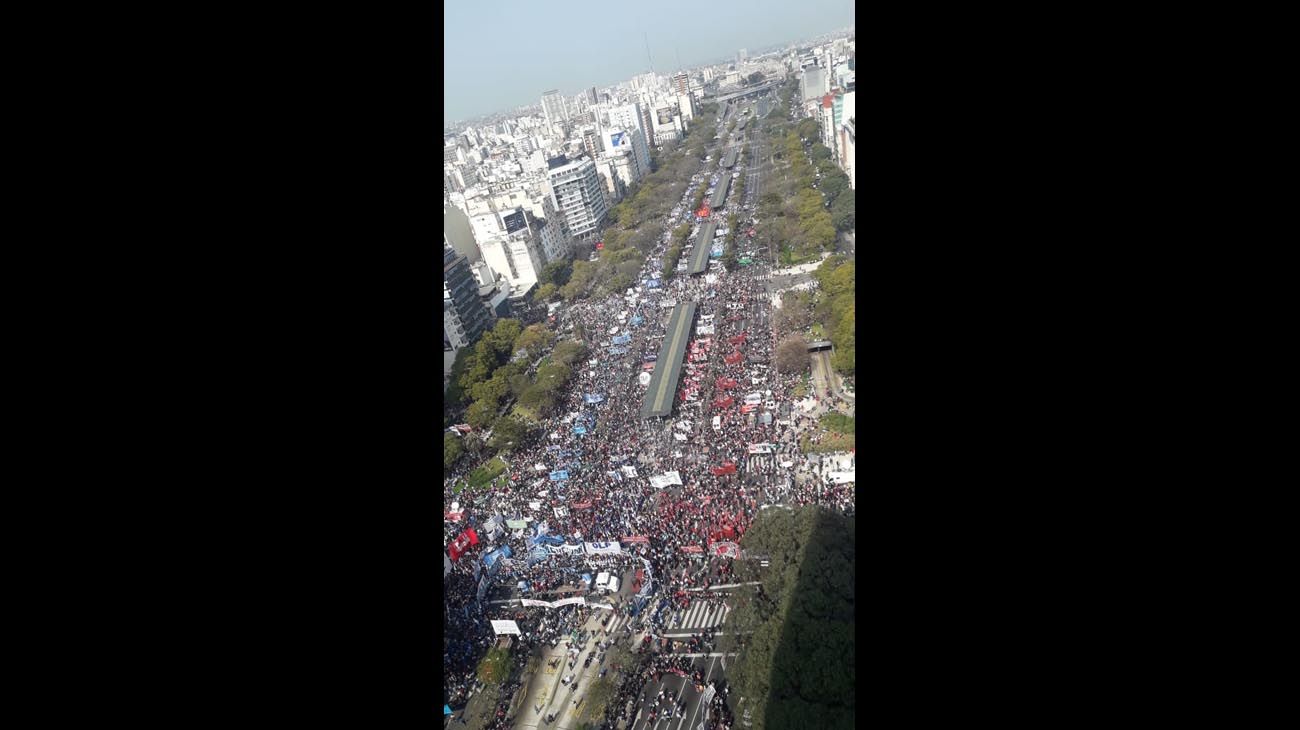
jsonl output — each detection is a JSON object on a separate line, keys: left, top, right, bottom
{"left": 668, "top": 601, "right": 730, "bottom": 631}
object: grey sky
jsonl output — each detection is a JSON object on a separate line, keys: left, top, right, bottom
{"left": 443, "top": 0, "right": 853, "bottom": 123}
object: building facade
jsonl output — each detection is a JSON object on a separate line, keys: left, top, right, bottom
{"left": 443, "top": 246, "right": 494, "bottom": 351}
{"left": 541, "top": 89, "right": 568, "bottom": 127}
{"left": 547, "top": 157, "right": 608, "bottom": 240}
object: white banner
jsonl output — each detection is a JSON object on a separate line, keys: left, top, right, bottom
{"left": 827, "top": 471, "right": 855, "bottom": 484}
{"left": 552, "top": 597, "right": 586, "bottom": 608}
{"left": 746, "top": 443, "right": 776, "bottom": 455}
{"left": 490, "top": 619, "right": 521, "bottom": 636}
{"left": 621, "top": 466, "right": 639, "bottom": 478}
{"left": 649, "top": 471, "right": 685, "bottom": 489}
{"left": 674, "top": 432, "right": 687, "bottom": 441}
{"left": 520, "top": 599, "right": 554, "bottom": 608}
{"left": 711, "top": 542, "right": 741, "bottom": 558}
{"left": 554, "top": 507, "right": 569, "bottom": 519}
{"left": 556, "top": 543, "right": 584, "bottom": 554}
{"left": 584, "top": 541, "right": 622, "bottom": 555}
{"left": 665, "top": 470, "right": 683, "bottom": 485}
{"left": 587, "top": 603, "right": 616, "bottom": 610}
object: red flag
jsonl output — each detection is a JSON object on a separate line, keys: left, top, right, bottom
{"left": 465, "top": 528, "right": 479, "bottom": 546}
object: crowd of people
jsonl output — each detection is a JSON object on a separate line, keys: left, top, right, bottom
{"left": 443, "top": 138, "right": 854, "bottom": 729}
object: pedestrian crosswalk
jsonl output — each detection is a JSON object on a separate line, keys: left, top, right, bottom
{"left": 668, "top": 602, "right": 730, "bottom": 631}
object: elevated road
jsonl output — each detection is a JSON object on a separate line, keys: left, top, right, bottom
{"left": 640, "top": 301, "right": 698, "bottom": 418}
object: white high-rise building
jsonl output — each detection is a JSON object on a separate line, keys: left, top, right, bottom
{"left": 541, "top": 89, "right": 569, "bottom": 127}
{"left": 608, "top": 103, "right": 651, "bottom": 156}
{"left": 547, "top": 157, "right": 608, "bottom": 240}
{"left": 600, "top": 126, "right": 651, "bottom": 183}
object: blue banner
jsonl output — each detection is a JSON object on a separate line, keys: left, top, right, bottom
{"left": 583, "top": 393, "right": 605, "bottom": 404}
{"left": 612, "top": 334, "right": 631, "bottom": 345}
{"left": 445, "top": 705, "right": 453, "bottom": 716}
{"left": 573, "top": 426, "right": 587, "bottom": 435}
{"left": 550, "top": 470, "right": 569, "bottom": 481}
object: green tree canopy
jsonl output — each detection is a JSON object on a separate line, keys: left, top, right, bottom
{"left": 488, "top": 415, "right": 529, "bottom": 452}
{"left": 513, "top": 323, "right": 556, "bottom": 358}
{"left": 830, "top": 193, "right": 855, "bottom": 232}
{"left": 444, "top": 432, "right": 463, "bottom": 471}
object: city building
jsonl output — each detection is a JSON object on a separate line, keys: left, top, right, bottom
{"left": 581, "top": 127, "right": 603, "bottom": 160}
{"left": 541, "top": 89, "right": 568, "bottom": 127}
{"left": 477, "top": 207, "right": 546, "bottom": 290}
{"left": 672, "top": 72, "right": 689, "bottom": 96}
{"left": 443, "top": 245, "right": 494, "bottom": 352}
{"left": 601, "top": 126, "right": 651, "bottom": 182}
{"left": 802, "top": 66, "right": 827, "bottom": 104}
{"left": 608, "top": 102, "right": 651, "bottom": 155}
{"left": 547, "top": 156, "right": 608, "bottom": 241}
{"left": 838, "top": 95, "right": 855, "bottom": 190}
{"left": 444, "top": 204, "right": 481, "bottom": 263}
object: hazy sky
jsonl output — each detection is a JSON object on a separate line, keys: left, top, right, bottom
{"left": 443, "top": 0, "right": 853, "bottom": 123}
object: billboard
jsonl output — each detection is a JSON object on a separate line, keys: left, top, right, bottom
{"left": 608, "top": 131, "right": 627, "bottom": 148}
{"left": 501, "top": 209, "right": 527, "bottom": 234}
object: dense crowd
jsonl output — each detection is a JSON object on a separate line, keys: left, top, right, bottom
{"left": 443, "top": 142, "right": 854, "bottom": 729}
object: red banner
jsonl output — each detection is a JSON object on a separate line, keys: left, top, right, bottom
{"left": 465, "top": 528, "right": 479, "bottom": 546}
{"left": 620, "top": 536, "right": 651, "bottom": 544}
{"left": 712, "top": 396, "right": 734, "bottom": 410}
{"left": 444, "top": 511, "right": 464, "bottom": 522}
{"left": 681, "top": 545, "right": 704, "bottom": 553}
{"left": 571, "top": 502, "right": 593, "bottom": 509}
{"left": 724, "top": 351, "right": 743, "bottom": 365}
{"left": 710, "top": 462, "right": 737, "bottom": 476}
{"left": 448, "top": 530, "right": 475, "bottom": 561}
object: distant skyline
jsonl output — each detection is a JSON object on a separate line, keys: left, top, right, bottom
{"left": 443, "top": 0, "right": 853, "bottom": 124}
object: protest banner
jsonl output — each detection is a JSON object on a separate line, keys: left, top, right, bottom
{"left": 490, "top": 620, "right": 521, "bottom": 636}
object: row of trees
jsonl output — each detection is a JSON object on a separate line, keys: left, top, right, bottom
{"left": 726, "top": 507, "right": 856, "bottom": 730}
{"left": 770, "top": 255, "right": 854, "bottom": 376}
{"left": 792, "top": 118, "right": 855, "bottom": 232}
{"left": 812, "top": 255, "right": 856, "bottom": 376}
{"left": 444, "top": 317, "right": 590, "bottom": 472}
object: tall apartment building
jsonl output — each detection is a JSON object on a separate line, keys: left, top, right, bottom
{"left": 802, "top": 66, "right": 827, "bottom": 103}
{"left": 608, "top": 102, "right": 651, "bottom": 155}
{"left": 443, "top": 245, "right": 494, "bottom": 351}
{"left": 587, "top": 86, "right": 599, "bottom": 105}
{"left": 541, "top": 89, "right": 568, "bottom": 127}
{"left": 738, "top": 48, "right": 747, "bottom": 64}
{"left": 601, "top": 126, "right": 651, "bottom": 182}
{"left": 672, "top": 72, "right": 689, "bottom": 96}
{"left": 838, "top": 93, "right": 855, "bottom": 190}
{"left": 547, "top": 157, "right": 608, "bottom": 241}
{"left": 581, "top": 127, "right": 603, "bottom": 160}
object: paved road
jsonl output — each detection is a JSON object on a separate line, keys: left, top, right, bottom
{"left": 839, "top": 229, "right": 855, "bottom": 256}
